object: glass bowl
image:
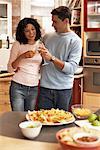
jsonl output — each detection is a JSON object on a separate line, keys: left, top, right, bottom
{"left": 71, "top": 104, "right": 92, "bottom": 119}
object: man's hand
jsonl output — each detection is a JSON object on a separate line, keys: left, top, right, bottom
{"left": 39, "top": 47, "right": 52, "bottom": 61}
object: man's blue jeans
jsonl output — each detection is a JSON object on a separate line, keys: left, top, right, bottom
{"left": 10, "top": 81, "right": 38, "bottom": 111}
{"left": 37, "top": 87, "right": 72, "bottom": 111}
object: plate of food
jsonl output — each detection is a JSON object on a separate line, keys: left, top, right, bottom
{"left": 26, "top": 108, "right": 75, "bottom": 125}
{"left": 56, "top": 127, "right": 100, "bottom": 150}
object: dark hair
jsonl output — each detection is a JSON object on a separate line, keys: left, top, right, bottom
{"left": 16, "top": 18, "right": 41, "bottom": 44}
{"left": 51, "top": 6, "right": 71, "bottom": 24}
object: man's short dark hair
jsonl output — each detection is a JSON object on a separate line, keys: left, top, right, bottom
{"left": 51, "top": 6, "right": 71, "bottom": 24}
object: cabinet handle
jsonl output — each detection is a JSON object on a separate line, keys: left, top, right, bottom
{"left": 79, "top": 84, "right": 82, "bottom": 88}
{"left": 4, "top": 102, "right": 10, "bottom": 104}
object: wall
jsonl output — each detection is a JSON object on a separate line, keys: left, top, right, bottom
{"left": 12, "top": 0, "right": 21, "bottom": 36}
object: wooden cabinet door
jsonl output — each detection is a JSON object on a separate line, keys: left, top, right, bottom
{"left": 0, "top": 80, "right": 11, "bottom": 112}
{"left": 83, "top": 92, "right": 100, "bottom": 111}
{"left": 72, "top": 78, "right": 81, "bottom": 105}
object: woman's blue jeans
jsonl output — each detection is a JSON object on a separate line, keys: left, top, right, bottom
{"left": 37, "top": 87, "right": 72, "bottom": 111}
{"left": 10, "top": 81, "right": 38, "bottom": 111}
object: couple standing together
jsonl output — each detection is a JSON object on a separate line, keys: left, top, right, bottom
{"left": 7, "top": 6, "right": 82, "bottom": 111}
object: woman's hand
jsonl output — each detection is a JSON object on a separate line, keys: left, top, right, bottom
{"left": 21, "top": 50, "right": 36, "bottom": 58}
{"left": 12, "top": 50, "right": 36, "bottom": 70}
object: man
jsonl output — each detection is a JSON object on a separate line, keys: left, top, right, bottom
{"left": 38, "top": 6, "right": 82, "bottom": 111}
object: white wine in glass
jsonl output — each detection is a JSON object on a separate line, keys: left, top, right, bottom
{"left": 37, "top": 39, "right": 49, "bottom": 66}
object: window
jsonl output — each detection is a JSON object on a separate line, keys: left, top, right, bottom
{"left": 31, "top": 0, "right": 54, "bottom": 33}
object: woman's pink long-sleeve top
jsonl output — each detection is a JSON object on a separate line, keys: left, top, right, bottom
{"left": 7, "top": 41, "right": 42, "bottom": 86}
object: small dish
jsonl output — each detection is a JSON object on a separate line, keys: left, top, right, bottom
{"left": 19, "top": 121, "right": 42, "bottom": 139}
{"left": 71, "top": 104, "right": 92, "bottom": 119}
{"left": 73, "top": 132, "right": 100, "bottom": 147}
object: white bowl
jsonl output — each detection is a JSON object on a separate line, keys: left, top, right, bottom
{"left": 73, "top": 132, "right": 100, "bottom": 147}
{"left": 19, "top": 121, "right": 42, "bottom": 139}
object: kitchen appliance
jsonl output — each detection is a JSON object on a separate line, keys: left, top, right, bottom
{"left": 84, "top": 57, "right": 100, "bottom": 65}
{"left": 84, "top": 38, "right": 100, "bottom": 65}
{"left": 83, "top": 66, "right": 100, "bottom": 93}
{"left": 86, "top": 39, "right": 100, "bottom": 56}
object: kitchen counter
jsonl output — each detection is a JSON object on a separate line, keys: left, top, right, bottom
{"left": 0, "top": 136, "right": 59, "bottom": 150}
{"left": 0, "top": 75, "right": 13, "bottom": 81}
{"left": 0, "top": 72, "right": 14, "bottom": 79}
{"left": 74, "top": 73, "right": 83, "bottom": 79}
{"left": 0, "top": 110, "right": 99, "bottom": 150}
{"left": 0, "top": 111, "right": 75, "bottom": 143}
{"left": 0, "top": 72, "right": 83, "bottom": 79}
{"left": 0, "top": 73, "right": 84, "bottom": 112}
{"left": 0, "top": 72, "right": 83, "bottom": 113}
{"left": 0, "top": 111, "right": 75, "bottom": 150}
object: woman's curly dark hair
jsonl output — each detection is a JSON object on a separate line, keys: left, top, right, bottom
{"left": 16, "top": 18, "right": 41, "bottom": 44}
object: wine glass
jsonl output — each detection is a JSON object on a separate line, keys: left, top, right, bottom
{"left": 37, "top": 40, "right": 49, "bottom": 66}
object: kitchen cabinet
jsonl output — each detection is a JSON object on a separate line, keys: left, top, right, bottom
{"left": 83, "top": 66, "right": 100, "bottom": 108}
{"left": 83, "top": 92, "right": 100, "bottom": 111}
{"left": 0, "top": 1, "right": 12, "bottom": 39}
{"left": 0, "top": 77, "right": 12, "bottom": 112}
{"left": 84, "top": 0, "right": 100, "bottom": 31}
{"left": 0, "top": 48, "right": 10, "bottom": 71}
{"left": 72, "top": 74, "right": 83, "bottom": 105}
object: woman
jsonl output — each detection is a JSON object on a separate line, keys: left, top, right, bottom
{"left": 7, "top": 18, "right": 42, "bottom": 111}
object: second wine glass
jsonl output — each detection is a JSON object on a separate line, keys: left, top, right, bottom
{"left": 37, "top": 40, "right": 49, "bottom": 66}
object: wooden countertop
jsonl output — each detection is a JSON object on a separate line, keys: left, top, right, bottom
{"left": 0, "top": 136, "right": 60, "bottom": 150}
{"left": 74, "top": 73, "right": 83, "bottom": 79}
{"left": 0, "top": 72, "right": 83, "bottom": 81}
{"left": 0, "top": 73, "right": 14, "bottom": 81}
